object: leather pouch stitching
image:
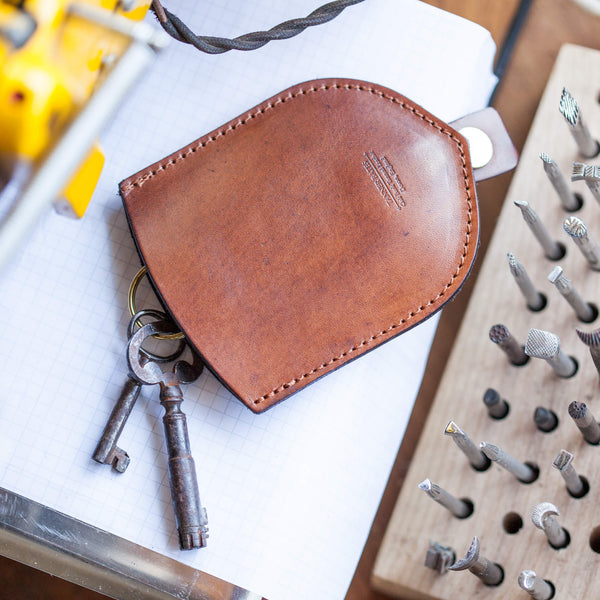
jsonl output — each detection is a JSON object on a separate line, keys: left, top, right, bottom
{"left": 121, "top": 82, "right": 474, "bottom": 406}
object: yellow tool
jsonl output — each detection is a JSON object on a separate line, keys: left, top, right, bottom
{"left": 0, "top": 0, "right": 167, "bottom": 271}
{"left": 0, "top": 0, "right": 153, "bottom": 217}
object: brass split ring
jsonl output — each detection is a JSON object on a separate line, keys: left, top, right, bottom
{"left": 128, "top": 266, "right": 184, "bottom": 340}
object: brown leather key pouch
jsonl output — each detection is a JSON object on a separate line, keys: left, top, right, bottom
{"left": 120, "top": 79, "right": 478, "bottom": 413}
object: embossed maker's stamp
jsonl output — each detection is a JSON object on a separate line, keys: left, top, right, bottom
{"left": 362, "top": 150, "right": 407, "bottom": 210}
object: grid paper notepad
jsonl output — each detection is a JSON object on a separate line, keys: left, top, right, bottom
{"left": 0, "top": 1, "right": 497, "bottom": 598}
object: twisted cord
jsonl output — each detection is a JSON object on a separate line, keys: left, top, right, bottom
{"left": 150, "top": 0, "right": 366, "bottom": 54}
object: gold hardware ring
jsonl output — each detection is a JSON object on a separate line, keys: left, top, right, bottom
{"left": 128, "top": 266, "right": 185, "bottom": 340}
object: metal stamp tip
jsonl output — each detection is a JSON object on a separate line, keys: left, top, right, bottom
{"left": 418, "top": 479, "right": 432, "bottom": 492}
{"left": 559, "top": 87, "right": 579, "bottom": 126}
{"left": 444, "top": 421, "right": 460, "bottom": 435}
{"left": 576, "top": 327, "right": 600, "bottom": 347}
{"left": 539, "top": 152, "right": 552, "bottom": 164}
{"left": 507, "top": 252, "right": 521, "bottom": 274}
{"left": 563, "top": 215, "right": 586, "bottom": 237}
{"left": 479, "top": 441, "right": 497, "bottom": 456}
{"left": 525, "top": 328, "right": 560, "bottom": 359}
{"left": 571, "top": 162, "right": 600, "bottom": 181}
{"left": 547, "top": 266, "right": 563, "bottom": 283}
{"left": 552, "top": 449, "right": 574, "bottom": 471}
{"left": 483, "top": 389, "right": 510, "bottom": 419}
{"left": 489, "top": 324, "right": 509, "bottom": 343}
{"left": 448, "top": 537, "right": 479, "bottom": 571}
{"left": 534, "top": 407, "right": 558, "bottom": 432}
{"left": 518, "top": 570, "right": 536, "bottom": 591}
{"left": 568, "top": 400, "right": 587, "bottom": 419}
{"left": 482, "top": 388, "right": 500, "bottom": 407}
{"left": 572, "top": 162, "right": 587, "bottom": 180}
{"left": 531, "top": 502, "right": 559, "bottom": 528}
{"left": 425, "top": 541, "right": 456, "bottom": 574}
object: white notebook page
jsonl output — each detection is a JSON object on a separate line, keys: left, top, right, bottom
{"left": 0, "top": 1, "right": 497, "bottom": 599}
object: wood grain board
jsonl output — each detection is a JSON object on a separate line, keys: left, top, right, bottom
{"left": 372, "top": 44, "right": 600, "bottom": 599}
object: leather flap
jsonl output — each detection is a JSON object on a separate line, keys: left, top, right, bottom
{"left": 120, "top": 79, "right": 478, "bottom": 412}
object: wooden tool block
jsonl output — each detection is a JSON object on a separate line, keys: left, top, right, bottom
{"left": 372, "top": 44, "right": 600, "bottom": 599}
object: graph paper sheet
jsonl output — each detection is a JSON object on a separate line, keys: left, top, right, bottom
{"left": 0, "top": 1, "right": 497, "bottom": 599}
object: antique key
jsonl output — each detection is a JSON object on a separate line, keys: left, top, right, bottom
{"left": 127, "top": 321, "right": 208, "bottom": 549}
{"left": 93, "top": 309, "right": 185, "bottom": 472}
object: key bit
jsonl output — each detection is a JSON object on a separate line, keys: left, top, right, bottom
{"left": 418, "top": 478, "right": 473, "bottom": 519}
{"left": 482, "top": 388, "right": 509, "bottom": 419}
{"left": 540, "top": 152, "right": 582, "bottom": 211}
{"left": 568, "top": 400, "right": 600, "bottom": 445}
{"left": 448, "top": 536, "right": 504, "bottom": 586}
{"left": 480, "top": 441, "right": 537, "bottom": 483}
{"left": 514, "top": 200, "right": 564, "bottom": 260}
{"left": 531, "top": 502, "right": 569, "bottom": 549}
{"left": 547, "top": 266, "right": 596, "bottom": 322}
{"left": 524, "top": 328, "right": 577, "bottom": 378}
{"left": 489, "top": 324, "right": 529, "bottom": 366}
{"left": 563, "top": 216, "right": 600, "bottom": 270}
{"left": 424, "top": 541, "right": 455, "bottom": 575}
{"left": 508, "top": 253, "right": 546, "bottom": 311}
{"left": 128, "top": 321, "right": 208, "bottom": 550}
{"left": 559, "top": 88, "right": 600, "bottom": 158}
{"left": 553, "top": 449, "right": 587, "bottom": 498}
{"left": 575, "top": 327, "right": 600, "bottom": 380}
{"left": 518, "top": 570, "right": 555, "bottom": 600}
{"left": 572, "top": 162, "right": 600, "bottom": 204}
{"left": 533, "top": 406, "right": 558, "bottom": 433}
{"left": 93, "top": 376, "right": 138, "bottom": 472}
{"left": 444, "top": 421, "right": 490, "bottom": 471}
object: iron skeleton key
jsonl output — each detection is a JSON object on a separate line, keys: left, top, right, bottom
{"left": 128, "top": 321, "right": 208, "bottom": 550}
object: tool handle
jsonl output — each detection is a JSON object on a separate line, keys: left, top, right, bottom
{"left": 160, "top": 383, "right": 208, "bottom": 550}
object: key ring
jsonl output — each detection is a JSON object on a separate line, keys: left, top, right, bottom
{"left": 128, "top": 309, "right": 186, "bottom": 363}
{"left": 128, "top": 266, "right": 185, "bottom": 340}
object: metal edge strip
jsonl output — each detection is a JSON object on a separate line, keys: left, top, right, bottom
{"left": 0, "top": 487, "right": 264, "bottom": 600}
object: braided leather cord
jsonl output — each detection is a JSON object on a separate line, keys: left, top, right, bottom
{"left": 150, "top": 0, "right": 366, "bottom": 54}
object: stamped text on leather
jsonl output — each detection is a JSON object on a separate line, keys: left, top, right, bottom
{"left": 362, "top": 150, "right": 407, "bottom": 210}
